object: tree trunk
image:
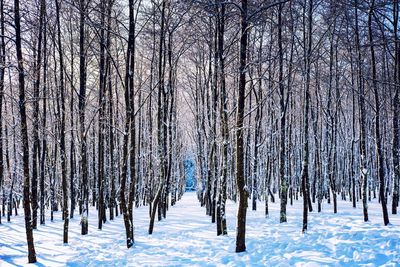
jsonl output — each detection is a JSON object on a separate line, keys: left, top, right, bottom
{"left": 120, "top": 0, "right": 136, "bottom": 247}
{"left": 0, "top": 0, "right": 4, "bottom": 225}
{"left": 235, "top": 0, "right": 249, "bottom": 253}
{"left": 127, "top": 0, "right": 136, "bottom": 240}
{"left": 392, "top": 0, "right": 400, "bottom": 215}
{"left": 55, "top": 0, "right": 69, "bottom": 243}
{"left": 368, "top": 0, "right": 389, "bottom": 225}
{"left": 97, "top": 0, "right": 107, "bottom": 230}
{"left": 301, "top": 0, "right": 313, "bottom": 233}
{"left": 218, "top": 1, "right": 227, "bottom": 235}
{"left": 15, "top": 0, "right": 37, "bottom": 261}
{"left": 31, "top": 0, "right": 46, "bottom": 230}
{"left": 278, "top": 2, "right": 288, "bottom": 223}
{"left": 79, "top": 0, "right": 89, "bottom": 235}
{"left": 149, "top": 0, "right": 167, "bottom": 235}
{"left": 68, "top": 12, "right": 75, "bottom": 220}
{"left": 355, "top": 0, "right": 369, "bottom": 222}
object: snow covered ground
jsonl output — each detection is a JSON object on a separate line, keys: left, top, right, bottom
{"left": 1, "top": 192, "right": 400, "bottom": 266}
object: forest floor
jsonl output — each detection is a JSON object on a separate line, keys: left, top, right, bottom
{"left": 1, "top": 192, "right": 400, "bottom": 266}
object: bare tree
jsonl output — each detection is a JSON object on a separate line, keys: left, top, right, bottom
{"left": 368, "top": 0, "right": 389, "bottom": 225}
{"left": 15, "top": 0, "right": 37, "bottom": 261}
{"left": 301, "top": 0, "right": 313, "bottom": 233}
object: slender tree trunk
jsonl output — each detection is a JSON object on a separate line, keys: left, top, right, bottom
{"left": 392, "top": 0, "right": 400, "bottom": 215}
{"left": 218, "top": 1, "right": 227, "bottom": 235}
{"left": 278, "top": 2, "right": 288, "bottom": 223}
{"left": 301, "top": 0, "right": 313, "bottom": 233}
{"left": 97, "top": 0, "right": 107, "bottom": 230}
{"left": 79, "top": 0, "right": 89, "bottom": 235}
{"left": 235, "top": 0, "right": 249, "bottom": 253}
{"left": 105, "top": 0, "right": 114, "bottom": 221}
{"left": 15, "top": 0, "right": 37, "bottom": 261}
{"left": 0, "top": 0, "right": 4, "bottom": 225}
{"left": 6, "top": 123, "right": 13, "bottom": 223}
{"left": 313, "top": 61, "right": 322, "bottom": 212}
{"left": 355, "top": 0, "right": 368, "bottom": 222}
{"left": 55, "top": 0, "right": 69, "bottom": 243}
{"left": 40, "top": 1, "right": 48, "bottom": 224}
{"left": 127, "top": 0, "right": 137, "bottom": 240}
{"left": 350, "top": 42, "right": 357, "bottom": 209}
{"left": 108, "top": 65, "right": 115, "bottom": 221}
{"left": 31, "top": 0, "right": 46, "bottom": 230}
{"left": 69, "top": 12, "right": 75, "bottom": 220}
{"left": 211, "top": 19, "right": 218, "bottom": 224}
{"left": 368, "top": 0, "right": 389, "bottom": 225}
{"left": 120, "top": 0, "right": 136, "bottom": 247}
{"left": 149, "top": 0, "right": 167, "bottom": 235}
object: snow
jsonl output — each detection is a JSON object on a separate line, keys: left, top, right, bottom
{"left": 1, "top": 192, "right": 400, "bottom": 266}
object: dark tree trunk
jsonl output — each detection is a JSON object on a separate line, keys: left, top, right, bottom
{"left": 349, "top": 40, "right": 357, "bottom": 209}
{"left": 97, "top": 0, "right": 107, "bottom": 230}
{"left": 31, "top": 0, "right": 46, "bottom": 230}
{"left": 39, "top": 0, "right": 48, "bottom": 225}
{"left": 68, "top": 12, "right": 75, "bottom": 220}
{"left": 79, "top": 0, "right": 89, "bottom": 235}
{"left": 108, "top": 61, "right": 115, "bottom": 221}
{"left": 368, "top": 0, "right": 389, "bottom": 225}
{"left": 0, "top": 0, "right": 4, "bottom": 225}
{"left": 301, "top": 0, "right": 313, "bottom": 233}
{"left": 149, "top": 0, "right": 167, "bottom": 235}
{"left": 105, "top": 0, "right": 114, "bottom": 221}
{"left": 55, "top": 0, "right": 69, "bottom": 243}
{"left": 392, "top": 0, "right": 400, "bottom": 215}
{"left": 15, "top": 0, "right": 37, "bottom": 261}
{"left": 355, "top": 0, "right": 369, "bottom": 222}
{"left": 120, "top": 0, "right": 136, "bottom": 247}
{"left": 235, "top": 0, "right": 249, "bottom": 253}
{"left": 127, "top": 0, "right": 136, "bottom": 240}
{"left": 217, "top": 2, "right": 227, "bottom": 235}
{"left": 278, "top": 2, "right": 288, "bottom": 223}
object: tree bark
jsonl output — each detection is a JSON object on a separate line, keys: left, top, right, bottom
{"left": 149, "top": 0, "right": 167, "bottom": 235}
{"left": 31, "top": 0, "right": 46, "bottom": 230}
{"left": 55, "top": 0, "right": 69, "bottom": 243}
{"left": 301, "top": 0, "right": 313, "bottom": 233}
{"left": 368, "top": 0, "right": 389, "bottom": 225}
{"left": 0, "top": 0, "right": 4, "bottom": 225}
{"left": 15, "top": 0, "right": 37, "bottom": 261}
{"left": 355, "top": 0, "right": 369, "bottom": 222}
{"left": 278, "top": 2, "right": 288, "bottom": 223}
{"left": 392, "top": 0, "right": 400, "bottom": 215}
{"left": 120, "top": 0, "right": 136, "bottom": 247}
{"left": 79, "top": 0, "right": 89, "bottom": 235}
{"left": 97, "top": 0, "right": 107, "bottom": 230}
{"left": 235, "top": 0, "right": 249, "bottom": 253}
{"left": 218, "top": 1, "right": 228, "bottom": 235}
